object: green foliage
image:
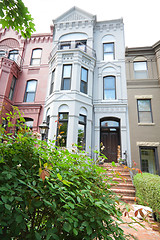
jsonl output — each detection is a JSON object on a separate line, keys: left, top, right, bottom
{"left": 134, "top": 173, "right": 160, "bottom": 221}
{"left": 0, "top": 0, "right": 35, "bottom": 38}
{"left": 0, "top": 109, "right": 126, "bottom": 239}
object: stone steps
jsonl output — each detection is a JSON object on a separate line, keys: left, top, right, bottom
{"left": 99, "top": 163, "right": 136, "bottom": 203}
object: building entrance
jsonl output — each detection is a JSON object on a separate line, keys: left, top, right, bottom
{"left": 100, "top": 118, "right": 120, "bottom": 162}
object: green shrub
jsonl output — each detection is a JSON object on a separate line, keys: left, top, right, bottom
{"left": 134, "top": 173, "right": 160, "bottom": 221}
{"left": 0, "top": 108, "right": 126, "bottom": 239}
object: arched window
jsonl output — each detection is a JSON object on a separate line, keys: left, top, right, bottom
{"left": 102, "top": 35, "right": 115, "bottom": 61}
{"left": 103, "top": 76, "right": 116, "bottom": 100}
{"left": 24, "top": 118, "right": 34, "bottom": 129}
{"left": 24, "top": 80, "right": 37, "bottom": 102}
{"left": 8, "top": 50, "right": 19, "bottom": 62}
{"left": 30, "top": 48, "right": 42, "bottom": 65}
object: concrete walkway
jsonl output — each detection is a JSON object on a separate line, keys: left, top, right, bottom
{"left": 120, "top": 204, "right": 160, "bottom": 240}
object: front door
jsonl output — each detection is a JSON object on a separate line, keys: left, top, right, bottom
{"left": 100, "top": 118, "right": 120, "bottom": 162}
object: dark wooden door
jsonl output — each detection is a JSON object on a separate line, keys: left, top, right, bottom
{"left": 101, "top": 130, "right": 118, "bottom": 162}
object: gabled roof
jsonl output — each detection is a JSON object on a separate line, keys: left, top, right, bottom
{"left": 53, "top": 6, "right": 96, "bottom": 24}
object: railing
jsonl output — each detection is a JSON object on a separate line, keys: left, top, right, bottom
{"left": 0, "top": 46, "right": 23, "bottom": 69}
{"left": 50, "top": 41, "right": 96, "bottom": 60}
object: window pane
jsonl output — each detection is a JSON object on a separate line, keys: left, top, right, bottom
{"left": 138, "top": 100, "right": 151, "bottom": 111}
{"left": 81, "top": 68, "right": 88, "bottom": 82}
{"left": 32, "top": 49, "right": 42, "bottom": 58}
{"left": 134, "top": 62, "right": 147, "bottom": 71}
{"left": 104, "top": 90, "right": 115, "bottom": 100}
{"left": 101, "top": 120, "right": 119, "bottom": 128}
{"left": 141, "top": 148, "right": 156, "bottom": 174}
{"left": 59, "top": 113, "right": 68, "bottom": 120}
{"left": 78, "top": 124, "right": 85, "bottom": 148}
{"left": 104, "top": 76, "right": 115, "bottom": 89}
{"left": 104, "top": 43, "right": 114, "bottom": 52}
{"left": 26, "top": 81, "right": 37, "bottom": 92}
{"left": 63, "top": 65, "right": 71, "bottom": 78}
{"left": 60, "top": 43, "right": 71, "bottom": 50}
{"left": 26, "top": 92, "right": 35, "bottom": 102}
{"left": 79, "top": 115, "right": 86, "bottom": 123}
{"left": 139, "top": 112, "right": 152, "bottom": 123}
{"left": 80, "top": 81, "right": 87, "bottom": 94}
{"left": 104, "top": 53, "right": 114, "bottom": 61}
{"left": 0, "top": 50, "right": 5, "bottom": 57}
{"left": 63, "top": 79, "right": 70, "bottom": 90}
{"left": 31, "top": 59, "right": 41, "bottom": 65}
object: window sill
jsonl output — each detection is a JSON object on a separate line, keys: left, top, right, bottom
{"left": 138, "top": 123, "right": 155, "bottom": 126}
{"left": 28, "top": 65, "right": 40, "bottom": 70}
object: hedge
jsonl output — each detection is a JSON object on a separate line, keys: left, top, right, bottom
{"left": 133, "top": 173, "right": 160, "bottom": 221}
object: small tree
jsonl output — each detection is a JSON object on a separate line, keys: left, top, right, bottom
{"left": 0, "top": 0, "right": 35, "bottom": 38}
{"left": 0, "top": 108, "right": 127, "bottom": 239}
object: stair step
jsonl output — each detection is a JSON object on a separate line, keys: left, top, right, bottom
{"left": 120, "top": 196, "right": 136, "bottom": 204}
{"left": 111, "top": 183, "right": 135, "bottom": 190}
{"left": 99, "top": 163, "right": 135, "bottom": 203}
{"left": 112, "top": 188, "right": 135, "bottom": 197}
{"left": 111, "top": 177, "right": 133, "bottom": 183}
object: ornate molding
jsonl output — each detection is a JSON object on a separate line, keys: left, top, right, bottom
{"left": 94, "top": 107, "right": 126, "bottom": 113}
{"left": 62, "top": 53, "right": 73, "bottom": 61}
{"left": 137, "top": 142, "right": 160, "bottom": 147}
{"left": 135, "top": 95, "right": 153, "bottom": 99}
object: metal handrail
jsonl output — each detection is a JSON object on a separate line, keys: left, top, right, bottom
{"left": 50, "top": 41, "right": 96, "bottom": 60}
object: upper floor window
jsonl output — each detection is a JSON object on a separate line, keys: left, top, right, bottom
{"left": 103, "top": 43, "right": 114, "bottom": 61}
{"left": 80, "top": 67, "right": 88, "bottom": 94}
{"left": 60, "top": 42, "right": 71, "bottom": 50}
{"left": 8, "top": 76, "right": 17, "bottom": 101}
{"left": 134, "top": 61, "right": 148, "bottom": 79}
{"left": 30, "top": 48, "right": 42, "bottom": 65}
{"left": 8, "top": 50, "right": 19, "bottom": 62}
{"left": 50, "top": 69, "right": 55, "bottom": 95}
{"left": 76, "top": 40, "right": 87, "bottom": 52}
{"left": 24, "top": 80, "right": 37, "bottom": 102}
{"left": 61, "top": 65, "right": 72, "bottom": 90}
{"left": 137, "top": 99, "right": 153, "bottom": 123}
{"left": 104, "top": 76, "right": 116, "bottom": 100}
{"left": 0, "top": 50, "right": 5, "bottom": 58}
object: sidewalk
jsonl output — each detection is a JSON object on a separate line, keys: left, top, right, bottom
{"left": 120, "top": 204, "right": 160, "bottom": 240}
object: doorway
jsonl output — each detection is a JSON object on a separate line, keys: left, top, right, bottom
{"left": 100, "top": 118, "right": 120, "bottom": 162}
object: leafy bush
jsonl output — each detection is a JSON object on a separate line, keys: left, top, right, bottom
{"left": 0, "top": 108, "right": 126, "bottom": 239}
{"left": 134, "top": 173, "right": 160, "bottom": 221}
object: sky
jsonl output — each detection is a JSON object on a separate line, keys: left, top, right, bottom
{"left": 23, "top": 0, "right": 159, "bottom": 48}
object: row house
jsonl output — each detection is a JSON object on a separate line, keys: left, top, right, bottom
{"left": 0, "top": 27, "right": 53, "bottom": 130}
{"left": 126, "top": 42, "right": 160, "bottom": 174}
{"left": 2, "top": 6, "right": 160, "bottom": 175}
{"left": 45, "top": 7, "right": 131, "bottom": 164}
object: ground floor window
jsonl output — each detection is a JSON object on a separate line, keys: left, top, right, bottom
{"left": 140, "top": 147, "right": 158, "bottom": 174}
{"left": 78, "top": 114, "right": 86, "bottom": 150}
{"left": 57, "top": 112, "right": 68, "bottom": 147}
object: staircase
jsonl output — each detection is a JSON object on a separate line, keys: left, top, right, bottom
{"left": 100, "top": 163, "right": 136, "bottom": 203}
